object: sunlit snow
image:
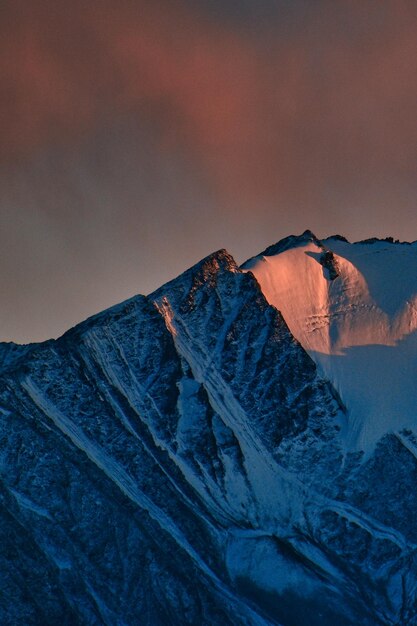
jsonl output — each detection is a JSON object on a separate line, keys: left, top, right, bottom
{"left": 244, "top": 235, "right": 417, "bottom": 452}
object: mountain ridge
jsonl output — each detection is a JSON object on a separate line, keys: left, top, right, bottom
{"left": 1, "top": 233, "right": 417, "bottom": 624}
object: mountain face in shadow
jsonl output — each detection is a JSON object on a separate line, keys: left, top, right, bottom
{"left": 1, "top": 237, "right": 417, "bottom": 624}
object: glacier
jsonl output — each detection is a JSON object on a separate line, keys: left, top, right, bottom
{"left": 243, "top": 230, "right": 417, "bottom": 452}
{"left": 1, "top": 235, "right": 417, "bottom": 624}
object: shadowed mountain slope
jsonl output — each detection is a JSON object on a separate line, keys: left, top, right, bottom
{"left": 1, "top": 241, "right": 417, "bottom": 624}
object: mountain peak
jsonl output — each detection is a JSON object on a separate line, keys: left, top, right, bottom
{"left": 196, "top": 248, "right": 238, "bottom": 271}
{"left": 243, "top": 233, "right": 417, "bottom": 452}
{"left": 150, "top": 248, "right": 238, "bottom": 303}
{"left": 242, "top": 230, "right": 322, "bottom": 269}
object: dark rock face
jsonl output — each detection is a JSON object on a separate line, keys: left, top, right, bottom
{"left": 242, "top": 230, "right": 322, "bottom": 267}
{"left": 0, "top": 249, "right": 416, "bottom": 624}
{"left": 319, "top": 250, "right": 339, "bottom": 280}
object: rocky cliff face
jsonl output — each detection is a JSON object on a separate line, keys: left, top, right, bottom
{"left": 1, "top": 242, "right": 416, "bottom": 625}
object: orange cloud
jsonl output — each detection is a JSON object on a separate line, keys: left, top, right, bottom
{"left": 2, "top": 0, "right": 417, "bottom": 210}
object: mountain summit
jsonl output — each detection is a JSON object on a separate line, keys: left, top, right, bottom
{"left": 243, "top": 233, "right": 417, "bottom": 451}
{"left": 1, "top": 234, "right": 417, "bottom": 625}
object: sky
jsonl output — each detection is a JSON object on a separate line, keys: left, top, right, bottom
{"left": 2, "top": 0, "right": 417, "bottom": 342}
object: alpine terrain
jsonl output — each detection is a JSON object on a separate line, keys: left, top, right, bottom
{"left": 1, "top": 231, "right": 417, "bottom": 625}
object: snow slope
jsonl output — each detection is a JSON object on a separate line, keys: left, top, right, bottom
{"left": 243, "top": 232, "right": 417, "bottom": 451}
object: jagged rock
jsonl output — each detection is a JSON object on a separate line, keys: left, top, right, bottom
{"left": 1, "top": 237, "right": 417, "bottom": 624}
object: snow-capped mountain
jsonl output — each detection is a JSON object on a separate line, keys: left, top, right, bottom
{"left": 1, "top": 234, "right": 417, "bottom": 625}
{"left": 243, "top": 230, "right": 417, "bottom": 452}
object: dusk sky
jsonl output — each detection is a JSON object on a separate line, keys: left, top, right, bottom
{"left": 2, "top": 0, "right": 417, "bottom": 342}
